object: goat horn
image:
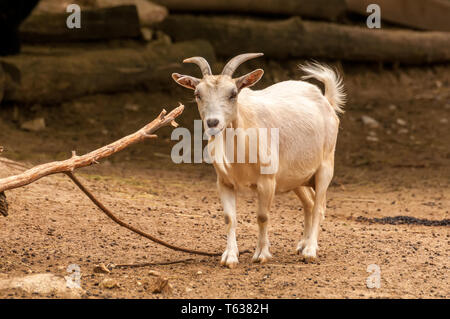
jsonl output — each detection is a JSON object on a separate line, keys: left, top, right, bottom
{"left": 221, "top": 53, "right": 264, "bottom": 77}
{"left": 183, "top": 57, "right": 212, "bottom": 77}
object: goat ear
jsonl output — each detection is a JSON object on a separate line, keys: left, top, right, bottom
{"left": 235, "top": 69, "right": 264, "bottom": 91}
{"left": 172, "top": 73, "right": 200, "bottom": 90}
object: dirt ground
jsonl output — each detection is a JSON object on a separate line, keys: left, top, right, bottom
{"left": 0, "top": 59, "right": 449, "bottom": 299}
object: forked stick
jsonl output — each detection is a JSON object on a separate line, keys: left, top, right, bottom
{"left": 0, "top": 104, "right": 250, "bottom": 258}
{"left": 0, "top": 104, "right": 184, "bottom": 193}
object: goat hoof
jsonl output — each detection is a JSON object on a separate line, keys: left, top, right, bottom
{"left": 302, "top": 245, "right": 318, "bottom": 261}
{"left": 252, "top": 249, "right": 272, "bottom": 264}
{"left": 296, "top": 239, "right": 307, "bottom": 254}
{"left": 221, "top": 249, "right": 239, "bottom": 268}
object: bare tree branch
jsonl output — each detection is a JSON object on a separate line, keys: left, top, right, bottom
{"left": 66, "top": 171, "right": 223, "bottom": 257}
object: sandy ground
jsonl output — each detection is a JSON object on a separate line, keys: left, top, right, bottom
{"left": 0, "top": 61, "right": 448, "bottom": 299}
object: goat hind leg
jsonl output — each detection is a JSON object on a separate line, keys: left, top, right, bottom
{"left": 302, "top": 164, "right": 333, "bottom": 261}
{"left": 294, "top": 186, "right": 315, "bottom": 253}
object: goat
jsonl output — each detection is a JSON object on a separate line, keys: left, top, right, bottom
{"left": 172, "top": 53, "right": 345, "bottom": 268}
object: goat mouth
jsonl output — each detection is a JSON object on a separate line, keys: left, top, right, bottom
{"left": 205, "top": 127, "right": 223, "bottom": 137}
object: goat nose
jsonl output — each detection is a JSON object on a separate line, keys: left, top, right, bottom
{"left": 207, "top": 118, "right": 219, "bottom": 128}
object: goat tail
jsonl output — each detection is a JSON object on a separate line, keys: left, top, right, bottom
{"left": 299, "top": 62, "right": 346, "bottom": 114}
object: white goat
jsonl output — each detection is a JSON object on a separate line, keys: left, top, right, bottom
{"left": 172, "top": 53, "right": 345, "bottom": 268}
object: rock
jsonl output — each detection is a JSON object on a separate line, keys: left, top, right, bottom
{"left": 0, "top": 273, "right": 83, "bottom": 298}
{"left": 196, "top": 270, "right": 203, "bottom": 275}
{"left": 141, "top": 27, "right": 153, "bottom": 41}
{"left": 20, "top": 117, "right": 46, "bottom": 132}
{"left": 93, "top": 263, "right": 110, "bottom": 274}
{"left": 99, "top": 278, "right": 120, "bottom": 289}
{"left": 396, "top": 118, "right": 407, "bottom": 126}
{"left": 148, "top": 270, "right": 161, "bottom": 277}
{"left": 151, "top": 277, "right": 172, "bottom": 294}
{"left": 361, "top": 115, "right": 380, "bottom": 129}
{"left": 366, "top": 136, "right": 379, "bottom": 142}
{"left": 398, "top": 128, "right": 409, "bottom": 134}
{"left": 439, "top": 118, "right": 448, "bottom": 124}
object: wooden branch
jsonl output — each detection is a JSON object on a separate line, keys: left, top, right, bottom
{"left": 0, "top": 104, "right": 184, "bottom": 193}
{"left": 66, "top": 172, "right": 224, "bottom": 257}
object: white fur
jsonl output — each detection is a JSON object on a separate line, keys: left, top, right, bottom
{"left": 174, "top": 62, "right": 345, "bottom": 267}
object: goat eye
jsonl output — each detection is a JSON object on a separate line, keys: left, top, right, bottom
{"left": 194, "top": 93, "right": 201, "bottom": 100}
{"left": 229, "top": 91, "right": 237, "bottom": 100}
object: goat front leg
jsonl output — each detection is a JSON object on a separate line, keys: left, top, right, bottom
{"left": 253, "top": 177, "right": 276, "bottom": 264}
{"left": 218, "top": 179, "right": 239, "bottom": 268}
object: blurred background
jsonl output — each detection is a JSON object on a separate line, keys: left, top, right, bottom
{"left": 0, "top": 0, "right": 449, "bottom": 176}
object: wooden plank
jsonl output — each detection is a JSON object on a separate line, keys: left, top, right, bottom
{"left": 346, "top": 0, "right": 450, "bottom": 31}
{"left": 19, "top": 5, "right": 141, "bottom": 43}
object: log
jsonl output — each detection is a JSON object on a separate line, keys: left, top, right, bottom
{"left": 0, "top": 40, "right": 215, "bottom": 104}
{"left": 34, "top": 0, "right": 168, "bottom": 27}
{"left": 19, "top": 5, "right": 141, "bottom": 43}
{"left": 158, "top": 15, "right": 450, "bottom": 64}
{"left": 346, "top": 0, "right": 450, "bottom": 32}
{"left": 152, "top": 0, "right": 347, "bottom": 21}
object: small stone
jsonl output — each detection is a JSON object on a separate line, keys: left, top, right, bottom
{"left": 124, "top": 103, "right": 141, "bottom": 112}
{"left": 141, "top": 27, "right": 153, "bottom": 41}
{"left": 398, "top": 128, "right": 409, "bottom": 134}
{"left": 388, "top": 104, "right": 397, "bottom": 111}
{"left": 93, "top": 263, "right": 110, "bottom": 274}
{"left": 99, "top": 278, "right": 119, "bottom": 289}
{"left": 21, "top": 118, "right": 46, "bottom": 132}
{"left": 185, "top": 287, "right": 193, "bottom": 293}
{"left": 366, "top": 136, "right": 379, "bottom": 142}
{"left": 439, "top": 118, "right": 448, "bottom": 124}
{"left": 361, "top": 115, "right": 379, "bottom": 129}
{"left": 396, "top": 118, "right": 407, "bottom": 126}
{"left": 154, "top": 31, "right": 171, "bottom": 45}
{"left": 196, "top": 271, "right": 203, "bottom": 275}
{"left": 148, "top": 270, "right": 161, "bottom": 277}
